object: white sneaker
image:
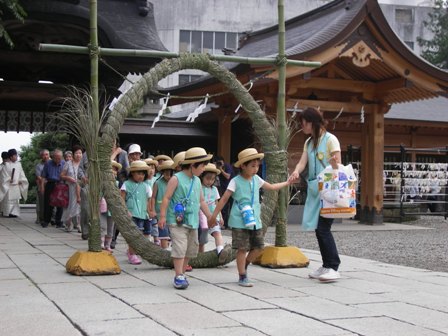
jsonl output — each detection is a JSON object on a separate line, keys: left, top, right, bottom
{"left": 308, "top": 267, "right": 327, "bottom": 279}
{"left": 318, "top": 268, "right": 341, "bottom": 282}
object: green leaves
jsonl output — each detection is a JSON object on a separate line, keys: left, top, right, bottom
{"left": 418, "top": 0, "right": 448, "bottom": 69}
{"left": 0, "top": 0, "right": 26, "bottom": 48}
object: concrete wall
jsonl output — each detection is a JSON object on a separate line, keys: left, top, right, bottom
{"left": 151, "top": 0, "right": 329, "bottom": 87}
{"left": 150, "top": 0, "right": 435, "bottom": 87}
{"left": 379, "top": 3, "right": 434, "bottom": 56}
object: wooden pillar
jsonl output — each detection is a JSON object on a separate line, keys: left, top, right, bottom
{"left": 360, "top": 104, "right": 385, "bottom": 224}
{"left": 217, "top": 114, "right": 232, "bottom": 162}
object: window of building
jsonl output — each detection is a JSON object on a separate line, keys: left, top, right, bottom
{"left": 395, "top": 8, "right": 414, "bottom": 24}
{"left": 178, "top": 74, "right": 203, "bottom": 85}
{"left": 179, "top": 30, "right": 239, "bottom": 55}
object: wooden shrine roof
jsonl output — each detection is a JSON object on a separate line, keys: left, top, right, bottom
{"left": 0, "top": 0, "right": 167, "bottom": 132}
{"left": 168, "top": 0, "right": 448, "bottom": 106}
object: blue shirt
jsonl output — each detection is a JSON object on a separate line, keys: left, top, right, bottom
{"left": 41, "top": 159, "right": 66, "bottom": 182}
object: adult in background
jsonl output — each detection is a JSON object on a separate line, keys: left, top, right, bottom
{"left": 64, "top": 151, "right": 73, "bottom": 162}
{"left": 128, "top": 144, "right": 142, "bottom": 164}
{"left": 289, "top": 107, "right": 342, "bottom": 282}
{"left": 0, "top": 152, "right": 10, "bottom": 216}
{"left": 215, "top": 155, "right": 234, "bottom": 226}
{"left": 35, "top": 149, "right": 50, "bottom": 224}
{"left": 0, "top": 149, "right": 29, "bottom": 218}
{"left": 111, "top": 137, "right": 129, "bottom": 187}
{"left": 41, "top": 149, "right": 65, "bottom": 228}
{"left": 60, "top": 145, "right": 84, "bottom": 232}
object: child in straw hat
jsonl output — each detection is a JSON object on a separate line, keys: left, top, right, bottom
{"left": 159, "top": 147, "right": 214, "bottom": 290}
{"left": 198, "top": 163, "right": 230, "bottom": 262}
{"left": 149, "top": 159, "right": 175, "bottom": 249}
{"left": 120, "top": 160, "right": 152, "bottom": 265}
{"left": 210, "top": 148, "right": 294, "bottom": 287}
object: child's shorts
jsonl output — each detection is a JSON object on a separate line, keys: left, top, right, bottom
{"left": 143, "top": 218, "right": 159, "bottom": 237}
{"left": 209, "top": 225, "right": 221, "bottom": 235}
{"left": 231, "top": 228, "right": 264, "bottom": 251}
{"left": 170, "top": 225, "right": 199, "bottom": 258}
{"left": 132, "top": 217, "right": 145, "bottom": 231}
{"left": 158, "top": 223, "right": 170, "bottom": 240}
{"left": 198, "top": 228, "right": 209, "bottom": 245}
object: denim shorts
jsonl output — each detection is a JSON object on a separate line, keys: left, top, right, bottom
{"left": 198, "top": 228, "right": 209, "bottom": 245}
{"left": 132, "top": 217, "right": 145, "bottom": 232}
{"left": 143, "top": 218, "right": 159, "bottom": 237}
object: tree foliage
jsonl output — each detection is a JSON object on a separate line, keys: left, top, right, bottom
{"left": 418, "top": 0, "right": 448, "bottom": 69}
{"left": 0, "top": 0, "right": 26, "bottom": 48}
{"left": 19, "top": 132, "right": 70, "bottom": 204}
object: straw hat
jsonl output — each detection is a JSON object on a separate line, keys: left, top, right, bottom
{"left": 234, "top": 148, "right": 264, "bottom": 168}
{"left": 127, "top": 160, "right": 150, "bottom": 172}
{"left": 172, "top": 151, "right": 186, "bottom": 167}
{"left": 154, "top": 154, "right": 171, "bottom": 162}
{"left": 204, "top": 163, "right": 220, "bottom": 175}
{"left": 157, "top": 159, "right": 175, "bottom": 171}
{"left": 111, "top": 161, "right": 122, "bottom": 171}
{"left": 182, "top": 147, "right": 213, "bottom": 164}
{"left": 144, "top": 158, "right": 159, "bottom": 167}
{"left": 128, "top": 144, "right": 142, "bottom": 155}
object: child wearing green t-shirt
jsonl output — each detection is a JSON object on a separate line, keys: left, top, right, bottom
{"left": 210, "top": 148, "right": 293, "bottom": 287}
{"left": 158, "top": 147, "right": 213, "bottom": 290}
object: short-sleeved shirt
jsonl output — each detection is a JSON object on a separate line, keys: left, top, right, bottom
{"left": 199, "top": 185, "right": 220, "bottom": 229}
{"left": 166, "top": 171, "right": 201, "bottom": 229}
{"left": 303, "top": 131, "right": 340, "bottom": 160}
{"left": 41, "top": 159, "right": 66, "bottom": 182}
{"left": 121, "top": 180, "right": 152, "bottom": 219}
{"left": 35, "top": 161, "right": 45, "bottom": 178}
{"left": 145, "top": 176, "right": 157, "bottom": 189}
{"left": 227, "top": 175, "right": 265, "bottom": 230}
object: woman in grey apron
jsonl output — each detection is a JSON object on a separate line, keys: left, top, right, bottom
{"left": 289, "top": 107, "right": 342, "bottom": 282}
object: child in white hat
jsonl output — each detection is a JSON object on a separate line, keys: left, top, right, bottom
{"left": 120, "top": 160, "right": 152, "bottom": 265}
{"left": 210, "top": 148, "right": 293, "bottom": 287}
{"left": 159, "top": 147, "right": 214, "bottom": 290}
{"left": 128, "top": 144, "right": 142, "bottom": 163}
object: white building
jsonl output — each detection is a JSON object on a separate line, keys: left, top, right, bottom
{"left": 150, "top": 0, "right": 436, "bottom": 87}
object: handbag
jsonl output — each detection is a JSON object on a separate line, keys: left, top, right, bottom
{"left": 49, "top": 183, "right": 69, "bottom": 208}
{"left": 99, "top": 197, "right": 107, "bottom": 213}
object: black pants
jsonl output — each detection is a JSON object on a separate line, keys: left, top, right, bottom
{"left": 43, "top": 181, "right": 63, "bottom": 225}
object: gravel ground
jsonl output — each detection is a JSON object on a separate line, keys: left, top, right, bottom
{"left": 263, "top": 215, "right": 448, "bottom": 273}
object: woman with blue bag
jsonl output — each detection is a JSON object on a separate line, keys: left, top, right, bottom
{"left": 289, "top": 107, "right": 342, "bottom": 282}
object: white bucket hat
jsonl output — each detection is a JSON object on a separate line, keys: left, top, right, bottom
{"left": 128, "top": 144, "right": 142, "bottom": 155}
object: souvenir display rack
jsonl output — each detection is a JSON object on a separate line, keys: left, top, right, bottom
{"left": 348, "top": 145, "right": 448, "bottom": 221}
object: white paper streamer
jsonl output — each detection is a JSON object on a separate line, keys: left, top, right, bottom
{"left": 151, "top": 93, "right": 170, "bottom": 128}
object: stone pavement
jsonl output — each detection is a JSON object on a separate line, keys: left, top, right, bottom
{"left": 1, "top": 209, "right": 448, "bottom": 336}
